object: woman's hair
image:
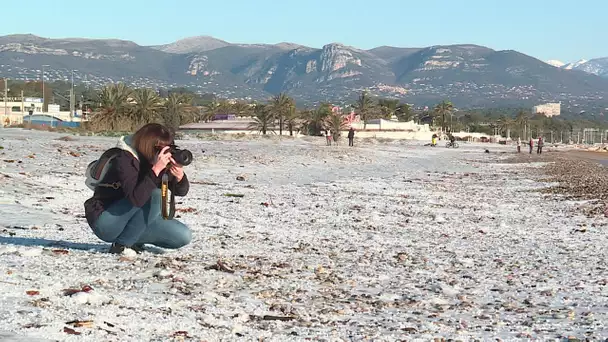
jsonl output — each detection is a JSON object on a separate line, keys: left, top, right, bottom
{"left": 132, "top": 123, "right": 173, "bottom": 162}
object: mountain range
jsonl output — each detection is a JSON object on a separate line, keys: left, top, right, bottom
{"left": 2, "top": 34, "right": 608, "bottom": 112}
{"left": 544, "top": 58, "right": 608, "bottom": 78}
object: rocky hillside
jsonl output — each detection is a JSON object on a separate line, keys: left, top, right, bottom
{"left": 573, "top": 57, "right": 608, "bottom": 78}
{"left": 2, "top": 34, "right": 608, "bottom": 108}
{"left": 547, "top": 58, "right": 608, "bottom": 78}
{"left": 151, "top": 36, "right": 232, "bottom": 54}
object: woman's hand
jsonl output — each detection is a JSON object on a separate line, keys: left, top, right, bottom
{"left": 152, "top": 146, "right": 172, "bottom": 176}
{"left": 169, "top": 157, "right": 184, "bottom": 182}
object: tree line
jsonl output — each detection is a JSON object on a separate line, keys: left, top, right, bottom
{"left": 88, "top": 85, "right": 422, "bottom": 137}
{"left": 456, "top": 108, "right": 607, "bottom": 141}
{"left": 2, "top": 79, "right": 607, "bottom": 139}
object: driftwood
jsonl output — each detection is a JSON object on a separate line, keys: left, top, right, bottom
{"left": 190, "top": 180, "right": 219, "bottom": 186}
{"left": 205, "top": 260, "right": 235, "bottom": 273}
{"left": 251, "top": 315, "right": 296, "bottom": 322}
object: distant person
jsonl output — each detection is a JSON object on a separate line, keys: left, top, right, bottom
{"left": 325, "top": 129, "right": 332, "bottom": 146}
{"left": 517, "top": 137, "right": 521, "bottom": 153}
{"left": 84, "top": 123, "right": 192, "bottom": 254}
{"left": 449, "top": 133, "right": 456, "bottom": 145}
{"left": 529, "top": 137, "right": 534, "bottom": 154}
{"left": 347, "top": 127, "right": 355, "bottom": 147}
{"left": 432, "top": 134, "right": 438, "bottom": 147}
{"left": 537, "top": 136, "right": 544, "bottom": 154}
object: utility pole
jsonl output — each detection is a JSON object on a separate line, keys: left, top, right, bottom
{"left": 42, "top": 66, "right": 44, "bottom": 112}
{"left": 41, "top": 64, "right": 49, "bottom": 112}
{"left": 3, "top": 78, "right": 7, "bottom": 118}
{"left": 450, "top": 112, "right": 454, "bottom": 133}
{"left": 70, "top": 70, "right": 75, "bottom": 119}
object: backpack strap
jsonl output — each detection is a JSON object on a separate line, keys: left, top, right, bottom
{"left": 86, "top": 148, "right": 123, "bottom": 190}
{"left": 97, "top": 181, "right": 122, "bottom": 190}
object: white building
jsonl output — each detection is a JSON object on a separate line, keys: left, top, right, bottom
{"left": 533, "top": 102, "right": 561, "bottom": 117}
{"left": 2, "top": 97, "right": 44, "bottom": 115}
{"left": 2, "top": 96, "right": 87, "bottom": 127}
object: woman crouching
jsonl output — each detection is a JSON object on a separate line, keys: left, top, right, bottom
{"left": 84, "top": 123, "right": 192, "bottom": 254}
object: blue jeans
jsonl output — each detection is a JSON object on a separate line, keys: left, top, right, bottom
{"left": 93, "top": 189, "right": 192, "bottom": 249}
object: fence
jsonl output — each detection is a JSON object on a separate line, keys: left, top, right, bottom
{"left": 515, "top": 129, "right": 608, "bottom": 145}
{"left": 22, "top": 115, "right": 81, "bottom": 128}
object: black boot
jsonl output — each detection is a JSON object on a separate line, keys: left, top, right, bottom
{"left": 108, "top": 243, "right": 126, "bottom": 254}
{"left": 109, "top": 243, "right": 144, "bottom": 254}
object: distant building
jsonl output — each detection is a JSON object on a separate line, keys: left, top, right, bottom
{"left": 2, "top": 96, "right": 87, "bottom": 127}
{"left": 1, "top": 97, "right": 44, "bottom": 115}
{"left": 533, "top": 102, "right": 561, "bottom": 117}
{"left": 212, "top": 114, "right": 236, "bottom": 120}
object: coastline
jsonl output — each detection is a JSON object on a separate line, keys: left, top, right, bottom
{"left": 559, "top": 149, "right": 608, "bottom": 166}
{"left": 504, "top": 149, "right": 608, "bottom": 217}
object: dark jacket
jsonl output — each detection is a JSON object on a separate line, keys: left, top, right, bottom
{"left": 84, "top": 135, "right": 189, "bottom": 228}
{"left": 347, "top": 129, "right": 355, "bottom": 139}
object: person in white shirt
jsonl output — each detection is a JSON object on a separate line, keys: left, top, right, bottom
{"left": 517, "top": 137, "right": 521, "bottom": 153}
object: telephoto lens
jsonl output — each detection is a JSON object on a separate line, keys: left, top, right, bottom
{"left": 169, "top": 145, "right": 193, "bottom": 166}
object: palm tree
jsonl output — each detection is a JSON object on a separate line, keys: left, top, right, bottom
{"left": 546, "top": 118, "right": 564, "bottom": 143}
{"left": 249, "top": 104, "right": 274, "bottom": 135}
{"left": 284, "top": 103, "right": 299, "bottom": 136}
{"left": 353, "top": 91, "right": 377, "bottom": 129}
{"left": 268, "top": 93, "right": 293, "bottom": 136}
{"left": 180, "top": 94, "right": 199, "bottom": 124}
{"left": 395, "top": 103, "right": 413, "bottom": 122}
{"left": 92, "top": 83, "right": 132, "bottom": 130}
{"left": 515, "top": 110, "right": 530, "bottom": 140}
{"left": 434, "top": 100, "right": 454, "bottom": 132}
{"left": 296, "top": 109, "right": 313, "bottom": 135}
{"left": 201, "top": 100, "right": 220, "bottom": 122}
{"left": 565, "top": 121, "right": 574, "bottom": 143}
{"left": 417, "top": 110, "right": 434, "bottom": 125}
{"left": 302, "top": 103, "right": 332, "bottom": 135}
{"left": 497, "top": 115, "right": 514, "bottom": 139}
{"left": 201, "top": 99, "right": 234, "bottom": 122}
{"left": 231, "top": 101, "right": 252, "bottom": 118}
{"left": 462, "top": 113, "right": 481, "bottom": 128}
{"left": 217, "top": 100, "right": 234, "bottom": 116}
{"left": 377, "top": 98, "right": 399, "bottom": 120}
{"left": 162, "top": 93, "right": 197, "bottom": 132}
{"left": 130, "top": 88, "right": 162, "bottom": 127}
{"left": 325, "top": 111, "right": 349, "bottom": 142}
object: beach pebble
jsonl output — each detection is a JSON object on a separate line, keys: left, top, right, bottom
{"left": 121, "top": 248, "right": 137, "bottom": 258}
{"left": 153, "top": 269, "right": 172, "bottom": 278}
{"left": 0, "top": 246, "right": 17, "bottom": 255}
{"left": 433, "top": 215, "right": 446, "bottom": 223}
{"left": 70, "top": 291, "right": 105, "bottom": 305}
{"left": 17, "top": 248, "right": 42, "bottom": 257}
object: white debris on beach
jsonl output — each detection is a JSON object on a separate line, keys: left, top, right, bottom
{"left": 0, "top": 129, "right": 606, "bottom": 341}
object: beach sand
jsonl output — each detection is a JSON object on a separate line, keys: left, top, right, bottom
{"left": 0, "top": 129, "right": 606, "bottom": 341}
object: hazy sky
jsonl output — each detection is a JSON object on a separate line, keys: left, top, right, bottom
{"left": 1, "top": 0, "right": 605, "bottom": 62}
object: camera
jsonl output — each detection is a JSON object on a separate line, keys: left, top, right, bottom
{"left": 165, "top": 144, "right": 193, "bottom": 166}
